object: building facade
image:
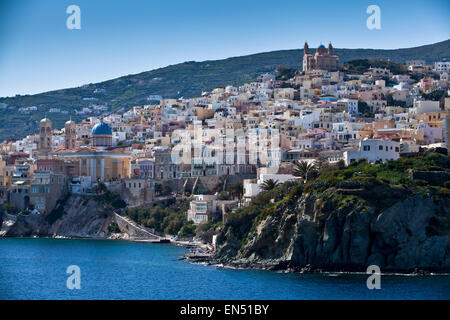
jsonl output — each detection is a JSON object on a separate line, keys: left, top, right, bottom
{"left": 39, "top": 118, "right": 52, "bottom": 153}
{"left": 303, "top": 42, "right": 339, "bottom": 73}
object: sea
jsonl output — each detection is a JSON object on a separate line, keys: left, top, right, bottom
{"left": 0, "top": 238, "right": 449, "bottom": 300}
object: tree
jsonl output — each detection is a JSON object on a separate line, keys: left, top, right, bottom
{"left": 276, "top": 65, "right": 297, "bottom": 80}
{"left": 154, "top": 183, "right": 162, "bottom": 196}
{"left": 358, "top": 101, "right": 374, "bottom": 118}
{"left": 227, "top": 182, "right": 243, "bottom": 199}
{"left": 161, "top": 181, "right": 172, "bottom": 196}
{"left": 260, "top": 179, "right": 280, "bottom": 192}
{"left": 179, "top": 223, "right": 196, "bottom": 238}
{"left": 2, "top": 203, "right": 18, "bottom": 214}
{"left": 164, "top": 220, "right": 183, "bottom": 235}
{"left": 336, "top": 159, "right": 346, "bottom": 170}
{"left": 293, "top": 160, "right": 316, "bottom": 182}
{"left": 92, "top": 181, "right": 107, "bottom": 194}
{"left": 217, "top": 191, "right": 230, "bottom": 200}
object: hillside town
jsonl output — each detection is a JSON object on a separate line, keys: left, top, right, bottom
{"left": 1, "top": 43, "right": 449, "bottom": 232}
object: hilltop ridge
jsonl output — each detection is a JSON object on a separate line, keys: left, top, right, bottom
{"left": 0, "top": 39, "right": 449, "bottom": 140}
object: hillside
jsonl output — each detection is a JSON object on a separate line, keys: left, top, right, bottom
{"left": 213, "top": 151, "right": 450, "bottom": 273}
{"left": 0, "top": 39, "right": 449, "bottom": 140}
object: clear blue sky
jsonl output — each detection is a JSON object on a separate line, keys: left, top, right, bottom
{"left": 0, "top": 0, "right": 449, "bottom": 97}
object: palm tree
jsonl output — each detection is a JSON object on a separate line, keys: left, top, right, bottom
{"left": 260, "top": 179, "right": 280, "bottom": 192}
{"left": 293, "top": 160, "right": 315, "bottom": 182}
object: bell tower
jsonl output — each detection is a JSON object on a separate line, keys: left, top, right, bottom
{"left": 64, "top": 119, "right": 76, "bottom": 149}
{"left": 39, "top": 117, "right": 52, "bottom": 153}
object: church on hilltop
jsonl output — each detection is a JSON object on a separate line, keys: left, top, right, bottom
{"left": 302, "top": 42, "right": 339, "bottom": 73}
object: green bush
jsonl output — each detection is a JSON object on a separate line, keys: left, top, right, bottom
{"left": 2, "top": 203, "right": 18, "bottom": 215}
{"left": 124, "top": 199, "right": 189, "bottom": 235}
{"left": 179, "top": 223, "right": 196, "bottom": 238}
{"left": 94, "top": 182, "right": 127, "bottom": 209}
{"left": 108, "top": 222, "right": 121, "bottom": 233}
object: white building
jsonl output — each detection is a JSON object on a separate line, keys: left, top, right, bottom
{"left": 339, "top": 98, "right": 358, "bottom": 115}
{"left": 343, "top": 138, "right": 400, "bottom": 165}
{"left": 435, "top": 61, "right": 450, "bottom": 73}
{"left": 187, "top": 194, "right": 218, "bottom": 224}
{"left": 409, "top": 100, "right": 440, "bottom": 115}
{"left": 243, "top": 171, "right": 298, "bottom": 203}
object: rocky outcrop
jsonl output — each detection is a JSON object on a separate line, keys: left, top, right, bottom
{"left": 4, "top": 195, "right": 115, "bottom": 238}
{"left": 47, "top": 195, "right": 114, "bottom": 238}
{"left": 214, "top": 188, "right": 450, "bottom": 273}
{"left": 2, "top": 194, "right": 167, "bottom": 241}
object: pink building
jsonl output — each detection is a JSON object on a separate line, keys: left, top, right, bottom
{"left": 420, "top": 78, "right": 434, "bottom": 93}
{"left": 359, "top": 90, "right": 383, "bottom": 102}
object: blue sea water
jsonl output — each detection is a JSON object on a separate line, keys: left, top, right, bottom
{"left": 0, "top": 238, "right": 449, "bottom": 300}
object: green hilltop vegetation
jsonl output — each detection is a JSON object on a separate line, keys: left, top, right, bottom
{"left": 340, "top": 59, "right": 408, "bottom": 75}
{"left": 225, "top": 151, "right": 450, "bottom": 237}
{"left": 0, "top": 39, "right": 449, "bottom": 140}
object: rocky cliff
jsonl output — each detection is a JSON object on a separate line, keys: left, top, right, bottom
{"left": 214, "top": 153, "right": 450, "bottom": 273}
{"left": 3, "top": 195, "right": 115, "bottom": 238}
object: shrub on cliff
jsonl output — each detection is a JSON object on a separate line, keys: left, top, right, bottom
{"left": 93, "top": 182, "right": 126, "bottom": 209}
{"left": 2, "top": 203, "right": 18, "bottom": 215}
{"left": 124, "top": 199, "right": 189, "bottom": 235}
{"left": 108, "top": 222, "right": 121, "bottom": 233}
{"left": 179, "top": 222, "right": 196, "bottom": 238}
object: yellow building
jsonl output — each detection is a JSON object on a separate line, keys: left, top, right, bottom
{"left": 53, "top": 121, "right": 131, "bottom": 182}
{"left": 415, "top": 111, "right": 449, "bottom": 128}
{"left": 195, "top": 107, "right": 214, "bottom": 120}
{"left": 65, "top": 148, "right": 131, "bottom": 181}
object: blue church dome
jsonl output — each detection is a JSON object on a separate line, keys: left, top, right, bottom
{"left": 91, "top": 122, "right": 112, "bottom": 136}
{"left": 318, "top": 44, "right": 326, "bottom": 49}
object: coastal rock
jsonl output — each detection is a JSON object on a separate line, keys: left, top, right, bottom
{"left": 47, "top": 195, "right": 113, "bottom": 238}
{"left": 214, "top": 186, "right": 450, "bottom": 273}
{"left": 3, "top": 195, "right": 114, "bottom": 238}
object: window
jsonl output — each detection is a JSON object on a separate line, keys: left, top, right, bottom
{"left": 363, "top": 145, "right": 370, "bottom": 151}
{"left": 379, "top": 146, "right": 383, "bottom": 151}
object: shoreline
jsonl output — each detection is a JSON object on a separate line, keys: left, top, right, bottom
{"left": 192, "top": 257, "right": 450, "bottom": 277}
{"left": 0, "top": 234, "right": 211, "bottom": 251}
{"left": 2, "top": 236, "right": 449, "bottom": 276}
{"left": 208, "top": 261, "right": 450, "bottom": 276}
